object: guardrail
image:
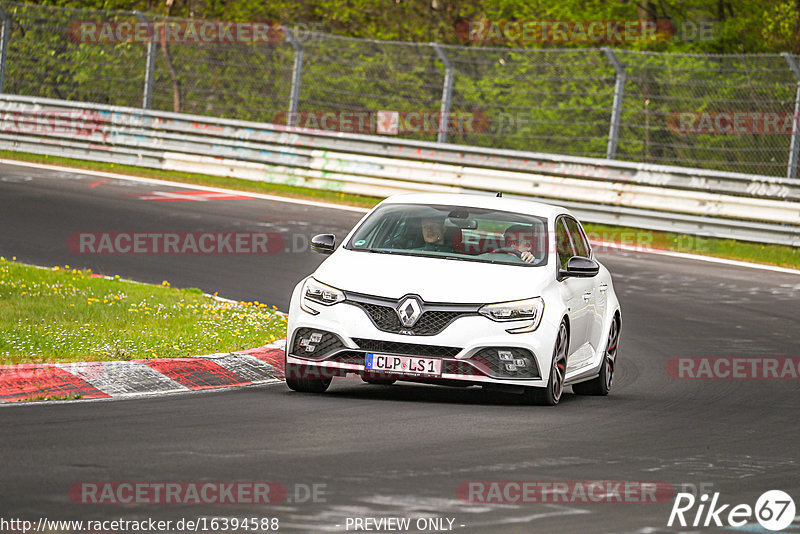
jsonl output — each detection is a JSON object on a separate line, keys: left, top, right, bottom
{"left": 1, "top": 94, "right": 798, "bottom": 246}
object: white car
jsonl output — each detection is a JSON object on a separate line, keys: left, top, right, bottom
{"left": 285, "top": 193, "right": 621, "bottom": 405}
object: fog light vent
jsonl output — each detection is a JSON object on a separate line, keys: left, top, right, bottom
{"left": 292, "top": 328, "right": 344, "bottom": 358}
{"left": 471, "top": 347, "right": 540, "bottom": 378}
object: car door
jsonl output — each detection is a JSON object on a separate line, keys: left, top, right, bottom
{"left": 555, "top": 217, "right": 593, "bottom": 364}
{"left": 564, "top": 217, "right": 605, "bottom": 355}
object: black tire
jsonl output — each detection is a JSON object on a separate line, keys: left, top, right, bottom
{"left": 523, "top": 320, "right": 568, "bottom": 406}
{"left": 285, "top": 361, "right": 332, "bottom": 393}
{"left": 361, "top": 377, "right": 396, "bottom": 385}
{"left": 573, "top": 317, "right": 619, "bottom": 396}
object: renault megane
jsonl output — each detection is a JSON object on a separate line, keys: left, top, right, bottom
{"left": 284, "top": 193, "right": 621, "bottom": 405}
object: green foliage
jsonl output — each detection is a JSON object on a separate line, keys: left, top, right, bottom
{"left": 5, "top": 1, "right": 800, "bottom": 176}
{"left": 21, "top": 0, "right": 797, "bottom": 54}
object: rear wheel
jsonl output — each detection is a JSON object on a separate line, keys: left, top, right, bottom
{"left": 285, "top": 361, "right": 332, "bottom": 393}
{"left": 524, "top": 321, "right": 568, "bottom": 406}
{"left": 573, "top": 317, "right": 619, "bottom": 396}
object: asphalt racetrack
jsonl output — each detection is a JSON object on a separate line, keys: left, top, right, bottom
{"left": 1, "top": 162, "right": 798, "bottom": 533}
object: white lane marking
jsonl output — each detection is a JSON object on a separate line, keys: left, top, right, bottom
{"left": 0, "top": 158, "right": 369, "bottom": 213}
{"left": 3, "top": 158, "right": 797, "bottom": 275}
{"left": 592, "top": 240, "right": 800, "bottom": 276}
{"left": 134, "top": 190, "right": 250, "bottom": 201}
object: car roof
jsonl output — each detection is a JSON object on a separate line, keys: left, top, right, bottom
{"left": 380, "top": 192, "right": 571, "bottom": 220}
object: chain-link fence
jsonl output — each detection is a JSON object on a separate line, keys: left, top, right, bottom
{"left": 1, "top": 1, "right": 799, "bottom": 178}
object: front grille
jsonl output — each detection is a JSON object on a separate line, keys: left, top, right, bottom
{"left": 351, "top": 302, "right": 473, "bottom": 336}
{"left": 291, "top": 328, "right": 344, "bottom": 358}
{"left": 352, "top": 338, "right": 461, "bottom": 358}
{"left": 471, "top": 347, "right": 540, "bottom": 379}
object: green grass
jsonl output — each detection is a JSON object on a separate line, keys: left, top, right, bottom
{"left": 0, "top": 258, "right": 288, "bottom": 365}
{"left": 1, "top": 149, "right": 798, "bottom": 269}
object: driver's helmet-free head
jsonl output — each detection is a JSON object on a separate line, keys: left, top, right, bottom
{"left": 504, "top": 224, "right": 535, "bottom": 251}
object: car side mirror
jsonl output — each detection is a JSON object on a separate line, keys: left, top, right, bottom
{"left": 310, "top": 234, "right": 336, "bottom": 255}
{"left": 559, "top": 256, "right": 599, "bottom": 279}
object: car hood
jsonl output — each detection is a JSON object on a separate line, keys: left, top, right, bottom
{"left": 312, "top": 249, "right": 552, "bottom": 303}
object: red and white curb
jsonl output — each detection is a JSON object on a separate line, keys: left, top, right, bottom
{"left": 0, "top": 340, "right": 288, "bottom": 403}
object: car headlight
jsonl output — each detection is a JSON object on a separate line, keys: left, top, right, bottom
{"left": 479, "top": 297, "right": 544, "bottom": 333}
{"left": 300, "top": 277, "right": 345, "bottom": 315}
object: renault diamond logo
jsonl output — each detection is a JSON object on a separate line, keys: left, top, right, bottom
{"left": 396, "top": 296, "right": 422, "bottom": 327}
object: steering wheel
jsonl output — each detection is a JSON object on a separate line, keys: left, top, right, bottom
{"left": 492, "top": 247, "right": 522, "bottom": 258}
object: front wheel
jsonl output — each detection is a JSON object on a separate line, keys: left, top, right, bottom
{"left": 523, "top": 320, "right": 568, "bottom": 406}
{"left": 573, "top": 318, "right": 619, "bottom": 396}
{"left": 285, "top": 361, "right": 332, "bottom": 393}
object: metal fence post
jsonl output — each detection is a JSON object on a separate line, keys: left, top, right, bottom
{"left": 135, "top": 11, "right": 155, "bottom": 109}
{"left": 602, "top": 48, "right": 626, "bottom": 160}
{"left": 286, "top": 29, "right": 303, "bottom": 127}
{"left": 0, "top": 6, "right": 12, "bottom": 93}
{"left": 782, "top": 53, "right": 800, "bottom": 179}
{"left": 431, "top": 43, "right": 454, "bottom": 144}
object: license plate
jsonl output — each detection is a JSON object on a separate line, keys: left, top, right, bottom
{"left": 365, "top": 353, "right": 442, "bottom": 377}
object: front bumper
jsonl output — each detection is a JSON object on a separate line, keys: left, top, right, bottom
{"left": 286, "top": 299, "right": 553, "bottom": 388}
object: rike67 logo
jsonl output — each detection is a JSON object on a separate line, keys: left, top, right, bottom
{"left": 668, "top": 490, "right": 796, "bottom": 531}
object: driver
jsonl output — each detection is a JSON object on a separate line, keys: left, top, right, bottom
{"left": 498, "top": 224, "right": 540, "bottom": 264}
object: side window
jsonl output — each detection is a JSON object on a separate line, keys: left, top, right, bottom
{"left": 565, "top": 218, "right": 590, "bottom": 258}
{"left": 556, "top": 219, "right": 574, "bottom": 270}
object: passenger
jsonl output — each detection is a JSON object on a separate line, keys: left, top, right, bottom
{"left": 498, "top": 225, "right": 540, "bottom": 264}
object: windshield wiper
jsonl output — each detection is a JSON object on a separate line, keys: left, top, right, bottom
{"left": 362, "top": 248, "right": 402, "bottom": 255}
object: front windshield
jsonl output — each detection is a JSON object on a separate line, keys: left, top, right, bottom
{"left": 345, "top": 203, "right": 548, "bottom": 266}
